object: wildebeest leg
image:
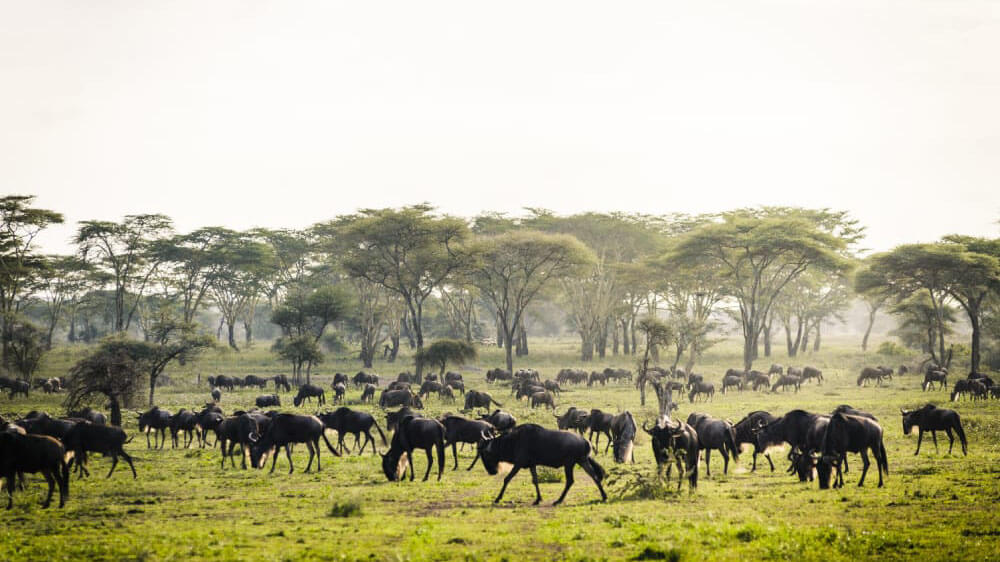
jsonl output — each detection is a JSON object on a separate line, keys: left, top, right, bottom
{"left": 553, "top": 464, "right": 575, "bottom": 505}
{"left": 41, "top": 469, "right": 55, "bottom": 508}
{"left": 363, "top": 431, "right": 375, "bottom": 455}
{"left": 494, "top": 464, "right": 521, "bottom": 503}
{"left": 3, "top": 471, "right": 15, "bottom": 509}
{"left": 914, "top": 430, "right": 924, "bottom": 455}
{"left": 146, "top": 430, "right": 152, "bottom": 449}
{"left": 765, "top": 453, "right": 774, "bottom": 472}
{"left": 286, "top": 444, "right": 296, "bottom": 473}
{"left": 422, "top": 448, "right": 434, "bottom": 481}
{"left": 858, "top": 450, "right": 870, "bottom": 487}
{"left": 604, "top": 433, "right": 613, "bottom": 454}
{"left": 304, "top": 440, "right": 316, "bottom": 473}
{"left": 451, "top": 442, "right": 459, "bottom": 470}
{"left": 466, "top": 450, "right": 481, "bottom": 471}
{"left": 875, "top": 447, "right": 885, "bottom": 487}
{"left": 269, "top": 446, "right": 280, "bottom": 473}
{"left": 337, "top": 434, "right": 347, "bottom": 455}
{"left": 704, "top": 449, "right": 711, "bottom": 477}
{"left": 407, "top": 448, "right": 417, "bottom": 481}
{"left": 529, "top": 466, "right": 543, "bottom": 505}
{"left": 436, "top": 442, "right": 445, "bottom": 481}
{"left": 941, "top": 430, "right": 950, "bottom": 454}
{"left": 721, "top": 448, "right": 730, "bottom": 475}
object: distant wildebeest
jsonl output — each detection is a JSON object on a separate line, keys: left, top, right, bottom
{"left": 0, "top": 432, "right": 69, "bottom": 509}
{"left": 529, "top": 391, "right": 555, "bottom": 410}
{"left": 950, "top": 379, "right": 975, "bottom": 401}
{"left": 138, "top": 407, "right": 172, "bottom": 449}
{"left": 353, "top": 371, "right": 379, "bottom": 388}
{"left": 587, "top": 371, "right": 607, "bottom": 387}
{"left": 542, "top": 380, "right": 562, "bottom": 395}
{"left": 787, "top": 366, "right": 803, "bottom": 377}
{"left": 686, "top": 373, "right": 703, "bottom": 391}
{"left": 816, "top": 412, "right": 888, "bottom": 489}
{"left": 396, "top": 372, "right": 414, "bottom": 383}
{"left": 486, "top": 368, "right": 512, "bottom": 383}
{"left": 418, "top": 380, "right": 443, "bottom": 399}
{"left": 899, "top": 365, "right": 909, "bottom": 375}
{"left": 768, "top": 364, "right": 784, "bottom": 376}
{"left": 244, "top": 375, "right": 268, "bottom": 389}
{"left": 923, "top": 369, "right": 948, "bottom": 391}
{"left": 256, "top": 394, "right": 281, "bottom": 409}
{"left": 733, "top": 410, "right": 778, "bottom": 472}
{"left": 686, "top": 412, "right": 739, "bottom": 477}
{"left": 272, "top": 375, "right": 291, "bottom": 392}
{"left": 968, "top": 380, "right": 989, "bottom": 400}
{"left": 8, "top": 380, "right": 29, "bottom": 399}
{"left": 771, "top": 375, "right": 801, "bottom": 393}
{"left": 801, "top": 366, "right": 823, "bottom": 385}
{"left": 901, "top": 404, "right": 967, "bottom": 456}
{"left": 385, "top": 407, "right": 420, "bottom": 433}
{"left": 747, "top": 371, "right": 771, "bottom": 391}
{"left": 379, "top": 389, "right": 423, "bottom": 409}
{"left": 609, "top": 411, "right": 636, "bottom": 464}
{"left": 62, "top": 422, "right": 136, "bottom": 479}
{"left": 556, "top": 368, "right": 588, "bottom": 385}
{"left": 477, "top": 424, "right": 607, "bottom": 505}
{"left": 721, "top": 373, "right": 743, "bottom": 394}
{"left": 480, "top": 410, "right": 516, "bottom": 432}
{"left": 250, "top": 414, "right": 340, "bottom": 473}
{"left": 196, "top": 408, "right": 224, "bottom": 448}
{"left": 644, "top": 418, "right": 698, "bottom": 491}
{"left": 463, "top": 390, "right": 502, "bottom": 411}
{"left": 587, "top": 409, "right": 614, "bottom": 452}
{"left": 439, "top": 384, "right": 456, "bottom": 403}
{"left": 213, "top": 375, "right": 236, "bottom": 391}
{"left": 360, "top": 383, "right": 377, "bottom": 403}
{"left": 857, "top": 367, "right": 885, "bottom": 387}
{"left": 333, "top": 373, "right": 349, "bottom": 389}
{"left": 603, "top": 368, "right": 632, "bottom": 383}
{"left": 439, "top": 415, "right": 496, "bottom": 470}
{"left": 381, "top": 415, "right": 446, "bottom": 482}
{"left": 332, "top": 382, "right": 346, "bottom": 404}
{"left": 386, "top": 381, "right": 411, "bottom": 392}
{"left": 211, "top": 388, "right": 222, "bottom": 403}
{"left": 688, "top": 381, "right": 715, "bottom": 402}
{"left": 170, "top": 409, "right": 200, "bottom": 448}
{"left": 444, "top": 371, "right": 463, "bottom": 385}
{"left": 554, "top": 407, "right": 589, "bottom": 435}
{"left": 293, "top": 384, "right": 326, "bottom": 407}
{"left": 66, "top": 407, "right": 106, "bottom": 426}
{"left": 318, "top": 407, "right": 387, "bottom": 456}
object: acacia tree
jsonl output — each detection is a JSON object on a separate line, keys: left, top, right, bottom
{"left": 76, "top": 214, "right": 173, "bottom": 333}
{"left": 133, "top": 318, "right": 214, "bottom": 406}
{"left": 158, "top": 227, "right": 230, "bottom": 324}
{"left": 338, "top": 206, "right": 470, "bottom": 379}
{"left": 859, "top": 284, "right": 891, "bottom": 352}
{"left": 271, "top": 285, "right": 349, "bottom": 383}
{"left": 209, "top": 230, "right": 273, "bottom": 350}
{"left": 634, "top": 317, "right": 674, "bottom": 412}
{"left": 669, "top": 209, "right": 854, "bottom": 370}
{"left": 889, "top": 293, "right": 957, "bottom": 357}
{"left": 64, "top": 337, "right": 144, "bottom": 427}
{"left": 0, "top": 195, "right": 63, "bottom": 364}
{"left": 470, "top": 230, "right": 593, "bottom": 373}
{"left": 34, "top": 256, "right": 93, "bottom": 348}
{"left": 414, "top": 339, "right": 477, "bottom": 376}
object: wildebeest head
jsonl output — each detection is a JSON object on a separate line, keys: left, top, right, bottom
{"left": 476, "top": 429, "right": 506, "bottom": 476}
{"left": 901, "top": 408, "right": 918, "bottom": 435}
{"left": 612, "top": 412, "right": 636, "bottom": 464}
{"left": 380, "top": 449, "right": 408, "bottom": 481}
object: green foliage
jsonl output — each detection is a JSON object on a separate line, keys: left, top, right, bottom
{"left": 328, "top": 499, "right": 362, "bottom": 518}
{"left": 414, "top": 338, "right": 476, "bottom": 374}
{"left": 876, "top": 341, "right": 907, "bottom": 356}
{"left": 6, "top": 319, "right": 46, "bottom": 378}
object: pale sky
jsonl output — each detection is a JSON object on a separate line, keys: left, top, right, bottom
{"left": 2, "top": 1, "right": 998, "bottom": 255}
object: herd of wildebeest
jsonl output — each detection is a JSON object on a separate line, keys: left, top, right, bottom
{"left": 0, "top": 360, "right": 992, "bottom": 510}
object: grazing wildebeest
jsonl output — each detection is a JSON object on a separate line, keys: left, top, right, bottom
{"left": 480, "top": 410, "right": 516, "bottom": 432}
{"left": 249, "top": 414, "right": 340, "bottom": 473}
{"left": 587, "top": 371, "right": 607, "bottom": 387}
{"left": 379, "top": 389, "right": 423, "bottom": 409}
{"left": 587, "top": 409, "right": 614, "bottom": 452}
{"left": 747, "top": 371, "right": 771, "bottom": 391}
{"left": 464, "top": 390, "right": 502, "bottom": 411}
{"left": 387, "top": 380, "right": 411, "bottom": 392}
{"left": 385, "top": 407, "right": 420, "bottom": 432}
{"left": 801, "top": 366, "right": 823, "bottom": 385}
{"left": 816, "top": 412, "right": 888, "bottom": 489}
{"left": 418, "top": 380, "right": 443, "bottom": 399}
{"left": 213, "top": 375, "right": 236, "bottom": 391}
{"left": 968, "top": 380, "right": 989, "bottom": 400}
{"left": 554, "top": 407, "right": 589, "bottom": 435}
{"left": 768, "top": 364, "right": 784, "bottom": 376}
{"left": 256, "top": 394, "right": 281, "bottom": 408}
{"left": 272, "top": 375, "right": 291, "bottom": 392}
{"left": 439, "top": 385, "right": 456, "bottom": 403}
{"left": 686, "top": 412, "right": 739, "bottom": 477}
{"left": 319, "top": 407, "right": 387, "bottom": 456}
{"left": 0, "top": 432, "right": 69, "bottom": 509}
{"left": 66, "top": 407, "right": 106, "bottom": 426}
{"left": 755, "top": 409, "right": 829, "bottom": 482}
{"left": 644, "top": 419, "right": 698, "bottom": 491}
{"left": 733, "top": 411, "right": 778, "bottom": 472}
{"left": 138, "top": 407, "right": 172, "bottom": 449}
{"left": 923, "top": 369, "right": 948, "bottom": 391}
{"left": 721, "top": 374, "right": 743, "bottom": 394}
{"left": 293, "top": 384, "right": 326, "bottom": 407}
{"left": 332, "top": 382, "right": 346, "bottom": 404}
{"left": 529, "top": 391, "right": 555, "bottom": 410}
{"left": 244, "top": 375, "right": 268, "bottom": 389}
{"left": 352, "top": 371, "right": 378, "bottom": 388}
{"left": 477, "top": 424, "right": 607, "bottom": 505}
{"left": 486, "top": 368, "right": 512, "bottom": 383}
{"left": 170, "top": 409, "right": 200, "bottom": 448}
{"left": 950, "top": 379, "right": 974, "bottom": 401}
{"left": 361, "top": 383, "right": 377, "bottom": 403}
{"left": 542, "top": 380, "right": 562, "bottom": 395}
{"left": 688, "top": 381, "right": 715, "bottom": 402}
{"left": 214, "top": 413, "right": 261, "bottom": 469}
{"left": 62, "top": 422, "right": 137, "bottom": 479}
{"left": 686, "top": 373, "right": 704, "bottom": 390}
{"left": 333, "top": 373, "right": 349, "bottom": 388}
{"left": 771, "top": 375, "right": 801, "bottom": 393}
{"left": 211, "top": 388, "right": 222, "bottom": 402}
{"left": 381, "top": 415, "right": 446, "bottom": 482}
{"left": 439, "top": 415, "right": 496, "bottom": 470}
{"left": 8, "top": 380, "right": 29, "bottom": 399}
{"left": 901, "top": 404, "right": 967, "bottom": 456}
{"left": 610, "top": 411, "right": 636, "bottom": 464}
{"left": 857, "top": 367, "right": 884, "bottom": 387}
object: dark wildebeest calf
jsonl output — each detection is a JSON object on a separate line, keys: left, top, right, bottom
{"left": 318, "top": 407, "right": 387, "bottom": 456}
{"left": 381, "top": 415, "right": 446, "bottom": 482}
{"left": 901, "top": 404, "right": 967, "bottom": 456}
{"left": 686, "top": 412, "right": 739, "bottom": 477}
{"left": 733, "top": 410, "right": 778, "bottom": 471}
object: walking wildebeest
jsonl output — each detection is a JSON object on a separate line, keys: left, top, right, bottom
{"left": 529, "top": 391, "right": 555, "bottom": 410}
{"left": 62, "top": 423, "right": 137, "bottom": 479}
{"left": 464, "top": 390, "right": 502, "bottom": 411}
{"left": 480, "top": 410, "right": 517, "bottom": 432}
{"left": 138, "top": 406, "right": 172, "bottom": 449}
{"left": 587, "top": 409, "right": 614, "bottom": 452}
{"left": 293, "top": 384, "right": 326, "bottom": 407}
{"left": 816, "top": 412, "right": 888, "bottom": 489}
{"left": 256, "top": 394, "right": 281, "bottom": 408}
{"left": 244, "top": 375, "right": 268, "bottom": 389}
{"left": 857, "top": 367, "right": 884, "bottom": 387}
{"left": 922, "top": 369, "right": 948, "bottom": 391}
{"left": 361, "top": 383, "right": 377, "bottom": 403}
{"left": 801, "top": 366, "right": 823, "bottom": 385}
{"left": 554, "top": 407, "right": 589, "bottom": 435}
{"left": 733, "top": 410, "right": 778, "bottom": 472}
{"left": 686, "top": 412, "right": 739, "bottom": 477}
{"left": 332, "top": 382, "right": 346, "bottom": 404}
{"left": 214, "top": 413, "right": 261, "bottom": 469}
{"left": 610, "top": 411, "right": 636, "bottom": 464}
{"left": 477, "top": 424, "right": 607, "bottom": 505}
{"left": 688, "top": 381, "right": 715, "bottom": 402}
{"left": 0, "top": 432, "right": 69, "bottom": 509}
{"left": 170, "top": 409, "right": 200, "bottom": 448}
{"left": 901, "top": 405, "right": 967, "bottom": 456}
{"left": 644, "top": 418, "right": 698, "bottom": 491}
{"left": 379, "top": 389, "right": 423, "bottom": 409}
{"left": 439, "top": 415, "right": 496, "bottom": 470}
{"left": 318, "top": 407, "right": 387, "bottom": 455}
{"left": 771, "top": 375, "right": 801, "bottom": 393}
{"left": 381, "top": 415, "right": 446, "bottom": 482}
{"left": 722, "top": 374, "right": 743, "bottom": 394}
{"left": 250, "top": 414, "right": 340, "bottom": 473}
{"left": 272, "top": 375, "right": 292, "bottom": 392}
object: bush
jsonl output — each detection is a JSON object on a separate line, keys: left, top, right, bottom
{"left": 876, "top": 341, "right": 907, "bottom": 356}
{"left": 328, "top": 500, "right": 362, "bottom": 518}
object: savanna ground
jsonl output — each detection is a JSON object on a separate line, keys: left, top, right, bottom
{"left": 2, "top": 336, "right": 999, "bottom": 562}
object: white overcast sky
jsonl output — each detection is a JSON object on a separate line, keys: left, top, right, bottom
{"left": 2, "top": 1, "right": 998, "bottom": 255}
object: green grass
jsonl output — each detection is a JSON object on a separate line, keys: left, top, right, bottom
{"left": 3, "top": 336, "right": 999, "bottom": 561}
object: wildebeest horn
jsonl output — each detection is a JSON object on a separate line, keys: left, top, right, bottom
{"left": 900, "top": 408, "right": 908, "bottom": 415}
{"left": 479, "top": 430, "right": 494, "bottom": 441}
{"left": 248, "top": 432, "right": 259, "bottom": 443}
{"left": 642, "top": 421, "right": 654, "bottom": 435}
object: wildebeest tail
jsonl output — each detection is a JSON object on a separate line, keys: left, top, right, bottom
{"left": 123, "top": 434, "right": 134, "bottom": 444}
{"left": 726, "top": 426, "right": 740, "bottom": 461}
{"left": 586, "top": 456, "right": 607, "bottom": 482}
{"left": 954, "top": 416, "right": 968, "bottom": 453}
{"left": 321, "top": 432, "right": 342, "bottom": 456}
{"left": 372, "top": 419, "right": 388, "bottom": 446}
{"left": 879, "top": 441, "right": 888, "bottom": 475}
{"left": 491, "top": 398, "right": 503, "bottom": 408}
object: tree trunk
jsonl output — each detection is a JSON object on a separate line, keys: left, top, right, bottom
{"left": 581, "top": 335, "right": 594, "bottom": 362}
{"left": 227, "top": 322, "right": 239, "bottom": 351}
{"left": 612, "top": 319, "right": 619, "bottom": 355}
{"left": 597, "top": 320, "right": 607, "bottom": 359}
{"left": 630, "top": 319, "right": 638, "bottom": 355}
{"left": 68, "top": 315, "right": 76, "bottom": 343}
{"left": 970, "top": 312, "right": 981, "bottom": 374}
{"left": 862, "top": 308, "right": 877, "bottom": 351}
{"left": 504, "top": 330, "right": 515, "bottom": 373}
{"left": 621, "top": 319, "right": 630, "bottom": 356}
{"left": 518, "top": 319, "right": 528, "bottom": 356}
{"left": 813, "top": 324, "right": 821, "bottom": 352}
{"left": 800, "top": 327, "right": 810, "bottom": 354}
{"left": 496, "top": 315, "right": 504, "bottom": 348}
{"left": 108, "top": 395, "right": 122, "bottom": 428}
{"left": 763, "top": 321, "right": 772, "bottom": 357}
{"left": 243, "top": 320, "right": 253, "bottom": 347}
{"left": 148, "top": 375, "right": 157, "bottom": 407}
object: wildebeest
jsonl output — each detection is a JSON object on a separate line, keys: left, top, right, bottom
{"left": 332, "top": 382, "right": 346, "bottom": 404}
{"left": 542, "top": 380, "right": 562, "bottom": 395}
{"left": 688, "top": 381, "right": 715, "bottom": 402}
{"left": 379, "top": 389, "right": 423, "bottom": 409}
{"left": 644, "top": 418, "right": 698, "bottom": 491}
{"left": 554, "top": 407, "right": 589, "bottom": 435}
{"left": 253, "top": 394, "right": 279, "bottom": 408}
{"left": 439, "top": 415, "right": 496, "bottom": 470}
{"left": 385, "top": 407, "right": 420, "bottom": 432}
{"left": 721, "top": 374, "right": 743, "bottom": 394}
{"left": 444, "top": 371, "right": 463, "bottom": 386}
{"left": 439, "top": 385, "right": 456, "bottom": 403}
{"left": 213, "top": 375, "right": 236, "bottom": 391}
{"left": 293, "top": 384, "right": 326, "bottom": 407}
{"left": 832, "top": 405, "right": 877, "bottom": 420}
{"left": 610, "top": 411, "right": 636, "bottom": 464}
{"left": 250, "top": 414, "right": 340, "bottom": 473}
{"left": 463, "top": 390, "right": 502, "bottom": 411}
{"left": 211, "top": 388, "right": 222, "bottom": 402}
{"left": 66, "top": 407, "right": 107, "bottom": 426}
{"left": 733, "top": 410, "right": 778, "bottom": 471}
{"left": 381, "top": 415, "right": 446, "bottom": 482}
{"left": 923, "top": 369, "right": 948, "bottom": 391}
{"left": 486, "top": 368, "right": 512, "bottom": 383}
{"left": 857, "top": 367, "right": 885, "bottom": 387}
{"left": 901, "top": 404, "right": 967, "bottom": 456}
{"left": 587, "top": 371, "right": 607, "bottom": 387}
{"left": 396, "top": 371, "right": 414, "bottom": 383}
{"left": 170, "top": 409, "right": 200, "bottom": 448}
{"left": 138, "top": 407, "right": 172, "bottom": 449}
{"left": 8, "top": 380, "right": 29, "bottom": 399}
{"left": 969, "top": 380, "right": 989, "bottom": 400}
{"left": 272, "top": 375, "right": 291, "bottom": 392}
{"left": 318, "top": 407, "right": 387, "bottom": 455}
{"left": 686, "top": 373, "right": 704, "bottom": 390}
{"left": 950, "top": 379, "right": 975, "bottom": 401}
{"left": 755, "top": 409, "right": 830, "bottom": 481}
{"left": 556, "top": 368, "right": 587, "bottom": 385}
{"left": 477, "top": 424, "right": 607, "bottom": 505}
{"left": 333, "top": 373, "right": 349, "bottom": 388}
{"left": 360, "top": 383, "right": 377, "bottom": 403}
{"left": 587, "top": 409, "right": 614, "bottom": 452}
{"left": 816, "top": 412, "right": 888, "bottom": 489}
{"left": 747, "top": 371, "right": 771, "bottom": 391}
{"left": 418, "top": 380, "right": 443, "bottom": 399}
{"left": 244, "top": 375, "right": 268, "bottom": 389}
{"left": 214, "top": 413, "right": 261, "bottom": 469}
{"left": 352, "top": 371, "right": 379, "bottom": 388}
{"left": 801, "top": 366, "right": 823, "bottom": 385}
{"left": 0, "top": 432, "right": 69, "bottom": 509}
{"left": 686, "top": 412, "right": 739, "bottom": 477}
{"left": 387, "top": 380, "right": 411, "bottom": 392}
{"left": 529, "top": 391, "right": 555, "bottom": 410}
{"left": 771, "top": 375, "right": 801, "bottom": 393}
{"left": 768, "top": 364, "right": 784, "bottom": 376}
{"left": 62, "top": 422, "right": 137, "bottom": 479}
{"left": 196, "top": 406, "right": 224, "bottom": 448}
{"left": 480, "top": 410, "right": 516, "bottom": 432}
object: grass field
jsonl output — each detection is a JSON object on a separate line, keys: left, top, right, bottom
{"left": 2, "top": 337, "right": 999, "bottom": 561}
